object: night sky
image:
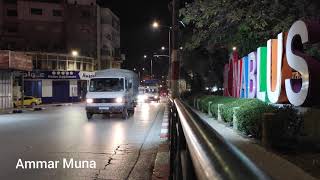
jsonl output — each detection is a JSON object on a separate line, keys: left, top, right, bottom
{"left": 98, "top": 0, "right": 172, "bottom": 77}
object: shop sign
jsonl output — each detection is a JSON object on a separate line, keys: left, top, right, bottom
{"left": 23, "top": 71, "right": 80, "bottom": 79}
{"left": 223, "top": 20, "right": 320, "bottom": 106}
{"left": 79, "top": 71, "right": 96, "bottom": 80}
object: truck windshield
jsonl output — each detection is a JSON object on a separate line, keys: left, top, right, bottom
{"left": 89, "top": 78, "right": 124, "bottom": 92}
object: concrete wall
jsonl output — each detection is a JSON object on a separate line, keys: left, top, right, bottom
{"left": 65, "top": 4, "right": 97, "bottom": 58}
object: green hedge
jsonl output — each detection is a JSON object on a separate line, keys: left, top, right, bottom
{"left": 220, "top": 98, "right": 249, "bottom": 123}
{"left": 191, "top": 95, "right": 282, "bottom": 138}
{"left": 209, "top": 96, "right": 236, "bottom": 118}
{"left": 235, "top": 100, "right": 276, "bottom": 137}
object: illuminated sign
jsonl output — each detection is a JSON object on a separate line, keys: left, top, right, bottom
{"left": 223, "top": 20, "right": 320, "bottom": 106}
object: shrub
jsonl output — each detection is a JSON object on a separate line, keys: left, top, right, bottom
{"left": 236, "top": 99, "right": 276, "bottom": 137}
{"left": 199, "top": 96, "right": 223, "bottom": 113}
{"left": 209, "top": 97, "right": 236, "bottom": 118}
{"left": 219, "top": 98, "right": 248, "bottom": 122}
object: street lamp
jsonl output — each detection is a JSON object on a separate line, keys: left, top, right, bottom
{"left": 152, "top": 21, "right": 159, "bottom": 29}
{"left": 161, "top": 46, "right": 166, "bottom": 51}
{"left": 232, "top": 46, "right": 237, "bottom": 51}
{"left": 144, "top": 55, "right": 147, "bottom": 59}
{"left": 71, "top": 50, "right": 79, "bottom": 57}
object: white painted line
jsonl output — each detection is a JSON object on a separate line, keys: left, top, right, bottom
{"left": 162, "top": 122, "right": 169, "bottom": 127}
{"left": 161, "top": 129, "right": 168, "bottom": 134}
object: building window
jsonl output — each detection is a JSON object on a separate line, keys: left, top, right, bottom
{"left": 31, "top": 8, "right": 42, "bottom": 15}
{"left": 52, "top": 10, "right": 62, "bottom": 17}
{"left": 58, "top": 61, "right": 66, "bottom": 70}
{"left": 7, "top": 27, "right": 17, "bottom": 33}
{"left": 4, "top": 0, "right": 17, "bottom": 3}
{"left": 6, "top": 9, "right": 17, "bottom": 16}
{"left": 81, "top": 11, "right": 90, "bottom": 18}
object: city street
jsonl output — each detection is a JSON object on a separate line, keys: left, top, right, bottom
{"left": 0, "top": 102, "right": 165, "bottom": 179}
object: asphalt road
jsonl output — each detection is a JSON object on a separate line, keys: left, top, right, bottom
{"left": 0, "top": 102, "right": 165, "bottom": 180}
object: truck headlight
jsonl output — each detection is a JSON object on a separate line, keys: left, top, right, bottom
{"left": 86, "top": 98, "right": 93, "bottom": 103}
{"left": 115, "top": 97, "right": 123, "bottom": 103}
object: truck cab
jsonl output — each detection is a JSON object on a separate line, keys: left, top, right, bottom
{"left": 85, "top": 69, "right": 138, "bottom": 119}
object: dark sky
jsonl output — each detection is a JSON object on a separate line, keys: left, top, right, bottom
{"left": 98, "top": 0, "right": 172, "bottom": 75}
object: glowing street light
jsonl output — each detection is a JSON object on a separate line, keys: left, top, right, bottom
{"left": 144, "top": 55, "right": 147, "bottom": 59}
{"left": 161, "top": 46, "right": 165, "bottom": 50}
{"left": 71, "top": 50, "right": 79, "bottom": 57}
{"left": 232, "top": 46, "right": 237, "bottom": 51}
{"left": 152, "top": 21, "right": 159, "bottom": 29}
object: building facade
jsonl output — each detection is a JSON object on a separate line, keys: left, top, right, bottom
{"left": 22, "top": 52, "right": 95, "bottom": 103}
{"left": 0, "top": 0, "right": 122, "bottom": 69}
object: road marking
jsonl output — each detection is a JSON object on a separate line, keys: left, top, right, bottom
{"left": 160, "top": 107, "right": 169, "bottom": 141}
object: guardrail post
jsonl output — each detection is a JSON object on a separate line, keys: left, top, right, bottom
{"left": 233, "top": 107, "right": 240, "bottom": 131}
{"left": 208, "top": 101, "right": 213, "bottom": 117}
{"left": 196, "top": 99, "right": 200, "bottom": 110}
{"left": 218, "top": 104, "right": 223, "bottom": 121}
{"left": 193, "top": 98, "right": 197, "bottom": 108}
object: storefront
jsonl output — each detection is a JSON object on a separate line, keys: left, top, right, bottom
{"left": 0, "top": 50, "right": 32, "bottom": 110}
{"left": 23, "top": 71, "right": 95, "bottom": 103}
{"left": 0, "top": 71, "right": 13, "bottom": 110}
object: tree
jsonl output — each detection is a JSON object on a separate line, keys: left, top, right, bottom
{"left": 179, "top": 0, "right": 320, "bottom": 91}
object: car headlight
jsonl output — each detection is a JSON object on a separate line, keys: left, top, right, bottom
{"left": 86, "top": 98, "right": 93, "bottom": 103}
{"left": 138, "top": 95, "right": 146, "bottom": 101}
{"left": 115, "top": 97, "right": 123, "bottom": 103}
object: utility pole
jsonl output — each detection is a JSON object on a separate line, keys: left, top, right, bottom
{"left": 171, "top": 0, "right": 180, "bottom": 98}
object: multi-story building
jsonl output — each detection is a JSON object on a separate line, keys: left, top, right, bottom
{"left": 0, "top": 0, "right": 122, "bottom": 69}
{"left": 0, "top": 0, "right": 123, "bottom": 105}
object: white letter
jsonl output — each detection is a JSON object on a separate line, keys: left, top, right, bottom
{"left": 63, "top": 158, "right": 73, "bottom": 168}
{"left": 90, "top": 161, "right": 96, "bottom": 169}
{"left": 16, "top": 159, "right": 24, "bottom": 169}
{"left": 285, "top": 20, "right": 309, "bottom": 106}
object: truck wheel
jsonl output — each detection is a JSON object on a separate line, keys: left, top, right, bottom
{"left": 87, "top": 112, "right": 93, "bottom": 120}
{"left": 122, "top": 108, "right": 129, "bottom": 119}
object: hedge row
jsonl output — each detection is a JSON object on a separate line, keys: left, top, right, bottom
{"left": 194, "top": 95, "right": 278, "bottom": 137}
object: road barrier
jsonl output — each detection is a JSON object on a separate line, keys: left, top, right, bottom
{"left": 168, "top": 98, "right": 270, "bottom": 180}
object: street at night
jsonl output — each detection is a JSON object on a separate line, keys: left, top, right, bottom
{"left": 1, "top": 0, "right": 320, "bottom": 179}
{"left": 0, "top": 102, "right": 165, "bottom": 179}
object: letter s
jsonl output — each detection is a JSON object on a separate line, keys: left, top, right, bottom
{"left": 285, "top": 20, "right": 309, "bottom": 106}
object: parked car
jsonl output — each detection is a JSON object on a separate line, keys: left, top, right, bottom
{"left": 14, "top": 96, "right": 42, "bottom": 107}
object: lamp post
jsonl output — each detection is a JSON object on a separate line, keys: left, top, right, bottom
{"left": 152, "top": 21, "right": 172, "bottom": 90}
{"left": 71, "top": 50, "right": 79, "bottom": 102}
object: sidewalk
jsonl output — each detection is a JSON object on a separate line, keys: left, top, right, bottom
{"left": 194, "top": 109, "right": 317, "bottom": 180}
{"left": 0, "top": 103, "right": 75, "bottom": 115}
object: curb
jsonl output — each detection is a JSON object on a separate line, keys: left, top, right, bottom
{"left": 153, "top": 106, "right": 170, "bottom": 180}
{"left": 160, "top": 108, "right": 169, "bottom": 140}
{"left": 0, "top": 103, "right": 74, "bottom": 115}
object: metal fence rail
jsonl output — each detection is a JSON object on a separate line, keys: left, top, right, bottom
{"left": 169, "top": 98, "right": 270, "bottom": 180}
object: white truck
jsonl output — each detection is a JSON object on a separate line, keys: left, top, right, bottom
{"left": 85, "top": 69, "right": 139, "bottom": 119}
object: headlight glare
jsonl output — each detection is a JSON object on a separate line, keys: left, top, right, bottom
{"left": 86, "top": 98, "right": 93, "bottom": 103}
{"left": 116, "top": 97, "right": 123, "bottom": 103}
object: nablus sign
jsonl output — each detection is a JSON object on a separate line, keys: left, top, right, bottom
{"left": 223, "top": 20, "right": 320, "bottom": 106}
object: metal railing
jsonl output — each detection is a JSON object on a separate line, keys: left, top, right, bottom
{"left": 169, "top": 98, "right": 270, "bottom": 180}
